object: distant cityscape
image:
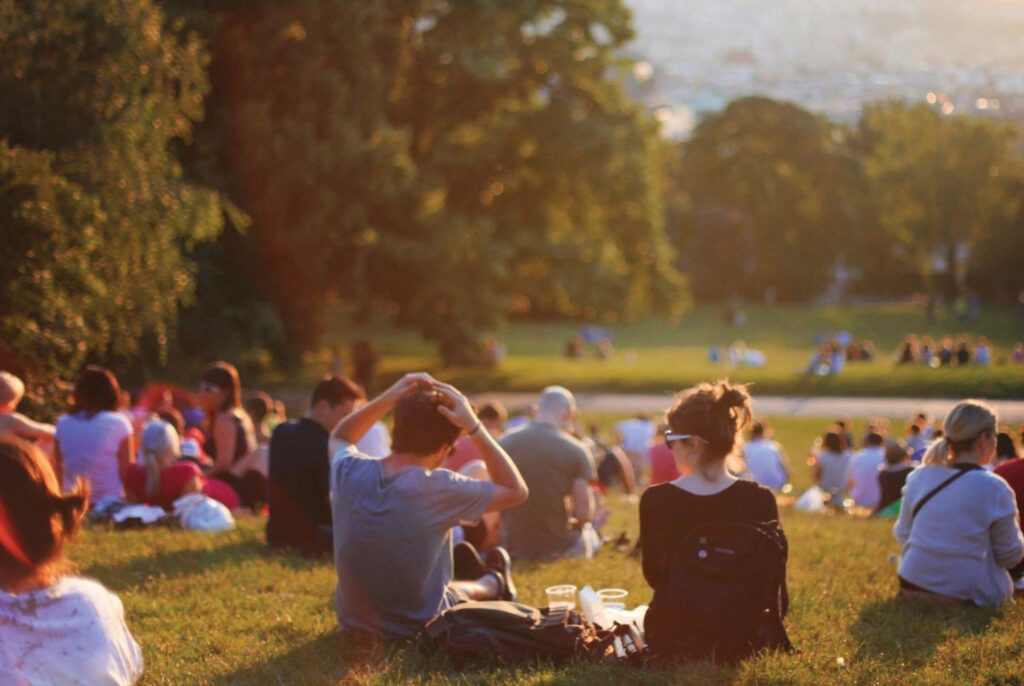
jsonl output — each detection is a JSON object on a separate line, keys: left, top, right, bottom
{"left": 624, "top": 0, "right": 1024, "bottom": 137}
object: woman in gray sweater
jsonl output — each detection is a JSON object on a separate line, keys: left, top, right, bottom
{"left": 894, "top": 400, "right": 1024, "bottom": 605}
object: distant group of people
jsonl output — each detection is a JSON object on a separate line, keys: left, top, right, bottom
{"left": 897, "top": 333, "right": 993, "bottom": 367}
{"left": 6, "top": 350, "right": 1024, "bottom": 681}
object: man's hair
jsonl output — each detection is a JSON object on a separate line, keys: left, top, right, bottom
{"left": 864, "top": 431, "right": 885, "bottom": 447}
{"left": 0, "top": 372, "right": 25, "bottom": 408}
{"left": 311, "top": 375, "right": 366, "bottom": 407}
{"left": 391, "top": 392, "right": 461, "bottom": 456}
{"left": 823, "top": 430, "right": 843, "bottom": 453}
{"left": 478, "top": 400, "right": 507, "bottom": 423}
{"left": 884, "top": 439, "right": 909, "bottom": 466}
{"left": 71, "top": 366, "right": 120, "bottom": 416}
{"left": 750, "top": 420, "right": 767, "bottom": 439}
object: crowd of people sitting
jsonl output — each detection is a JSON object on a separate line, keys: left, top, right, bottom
{"left": 897, "top": 333, "right": 996, "bottom": 367}
{"left": 2, "top": 359, "right": 1024, "bottom": 682}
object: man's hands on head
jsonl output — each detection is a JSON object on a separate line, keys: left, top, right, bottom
{"left": 431, "top": 382, "right": 480, "bottom": 432}
{"left": 384, "top": 372, "right": 437, "bottom": 399}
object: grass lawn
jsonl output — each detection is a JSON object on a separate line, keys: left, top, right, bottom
{"left": 67, "top": 416, "right": 1024, "bottom": 684}
{"left": 255, "top": 302, "right": 1024, "bottom": 402}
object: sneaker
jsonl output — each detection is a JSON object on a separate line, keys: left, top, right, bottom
{"left": 453, "top": 542, "right": 487, "bottom": 581}
{"left": 485, "top": 546, "right": 516, "bottom": 602}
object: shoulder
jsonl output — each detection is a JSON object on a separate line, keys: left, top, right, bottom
{"left": 641, "top": 482, "right": 678, "bottom": 509}
{"left": 101, "top": 411, "right": 133, "bottom": 431}
{"left": 734, "top": 478, "right": 776, "bottom": 500}
{"left": 48, "top": 577, "right": 125, "bottom": 618}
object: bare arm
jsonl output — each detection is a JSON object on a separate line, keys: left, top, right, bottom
{"left": 328, "top": 372, "right": 437, "bottom": 457}
{"left": 570, "top": 478, "right": 594, "bottom": 524}
{"left": 611, "top": 446, "right": 637, "bottom": 494}
{"left": 2, "top": 413, "right": 56, "bottom": 442}
{"left": 116, "top": 434, "right": 134, "bottom": 486}
{"left": 209, "top": 414, "right": 237, "bottom": 475}
{"left": 433, "top": 383, "right": 528, "bottom": 513}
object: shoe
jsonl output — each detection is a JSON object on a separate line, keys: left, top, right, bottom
{"left": 453, "top": 541, "right": 487, "bottom": 581}
{"left": 485, "top": 546, "right": 516, "bottom": 602}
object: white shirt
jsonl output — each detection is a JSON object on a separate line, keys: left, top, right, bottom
{"left": 0, "top": 576, "right": 143, "bottom": 685}
{"left": 845, "top": 445, "right": 886, "bottom": 508}
{"left": 356, "top": 421, "right": 391, "bottom": 458}
{"left": 895, "top": 465, "right": 1024, "bottom": 605}
{"left": 56, "top": 411, "right": 133, "bottom": 500}
{"left": 615, "top": 419, "right": 656, "bottom": 454}
{"left": 742, "top": 439, "right": 788, "bottom": 490}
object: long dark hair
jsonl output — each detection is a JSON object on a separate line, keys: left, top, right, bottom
{"left": 201, "top": 361, "right": 242, "bottom": 414}
{"left": 71, "top": 366, "right": 120, "bottom": 417}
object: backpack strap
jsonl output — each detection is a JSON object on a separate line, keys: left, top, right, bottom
{"left": 911, "top": 469, "right": 969, "bottom": 520}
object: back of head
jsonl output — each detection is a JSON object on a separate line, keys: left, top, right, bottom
{"left": 666, "top": 380, "right": 752, "bottom": 474}
{"left": 864, "top": 431, "right": 884, "bottom": 448}
{"left": 72, "top": 366, "right": 120, "bottom": 417}
{"left": 478, "top": 400, "right": 508, "bottom": 424}
{"left": 536, "top": 386, "right": 575, "bottom": 424}
{"left": 391, "top": 391, "right": 462, "bottom": 456}
{"left": 823, "top": 430, "right": 843, "bottom": 453}
{"left": 884, "top": 439, "right": 909, "bottom": 466}
{"left": 244, "top": 392, "right": 273, "bottom": 425}
{"left": 141, "top": 420, "right": 180, "bottom": 497}
{"left": 0, "top": 438, "right": 89, "bottom": 592}
{"left": 0, "top": 371, "right": 25, "bottom": 409}
{"left": 201, "top": 361, "right": 242, "bottom": 412}
{"left": 750, "top": 420, "right": 766, "bottom": 440}
{"left": 996, "top": 432, "right": 1018, "bottom": 461}
{"left": 922, "top": 400, "right": 998, "bottom": 466}
{"left": 311, "top": 375, "right": 365, "bottom": 407}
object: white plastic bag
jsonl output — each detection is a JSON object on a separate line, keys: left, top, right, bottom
{"left": 172, "top": 493, "right": 235, "bottom": 531}
{"left": 794, "top": 485, "right": 827, "bottom": 513}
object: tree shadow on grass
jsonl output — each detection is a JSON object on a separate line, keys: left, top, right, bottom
{"left": 80, "top": 540, "right": 331, "bottom": 592}
{"left": 850, "top": 594, "right": 998, "bottom": 668}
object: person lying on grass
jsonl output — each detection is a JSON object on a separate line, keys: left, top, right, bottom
{"left": 327, "top": 373, "right": 528, "bottom": 640}
{"left": 0, "top": 437, "right": 142, "bottom": 685}
{"left": 894, "top": 400, "right": 1024, "bottom": 605}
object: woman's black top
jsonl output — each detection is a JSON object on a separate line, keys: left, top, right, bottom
{"left": 875, "top": 466, "right": 914, "bottom": 514}
{"left": 639, "top": 480, "right": 780, "bottom": 592}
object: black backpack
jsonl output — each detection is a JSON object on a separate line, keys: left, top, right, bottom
{"left": 645, "top": 519, "right": 792, "bottom": 664}
{"left": 419, "top": 601, "right": 642, "bottom": 666}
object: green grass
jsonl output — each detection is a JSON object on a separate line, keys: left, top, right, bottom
{"left": 257, "top": 302, "right": 1024, "bottom": 402}
{"left": 66, "top": 416, "right": 1024, "bottom": 684}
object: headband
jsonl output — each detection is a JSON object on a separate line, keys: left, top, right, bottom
{"left": 0, "top": 496, "right": 32, "bottom": 568}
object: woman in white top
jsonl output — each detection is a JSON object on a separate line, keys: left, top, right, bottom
{"left": 0, "top": 437, "right": 142, "bottom": 684}
{"left": 894, "top": 400, "right": 1024, "bottom": 605}
{"left": 55, "top": 366, "right": 134, "bottom": 500}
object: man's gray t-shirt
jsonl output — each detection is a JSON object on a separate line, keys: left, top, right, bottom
{"left": 330, "top": 449, "right": 494, "bottom": 638}
{"left": 499, "top": 422, "right": 596, "bottom": 557}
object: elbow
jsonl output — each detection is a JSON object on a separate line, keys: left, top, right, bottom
{"left": 512, "top": 483, "right": 529, "bottom": 506}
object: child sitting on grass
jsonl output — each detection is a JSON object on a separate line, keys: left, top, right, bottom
{"left": 0, "top": 437, "right": 142, "bottom": 684}
{"left": 0, "top": 371, "right": 56, "bottom": 448}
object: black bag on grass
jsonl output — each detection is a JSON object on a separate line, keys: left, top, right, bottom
{"left": 419, "top": 600, "right": 632, "bottom": 666}
{"left": 645, "top": 519, "right": 792, "bottom": 664}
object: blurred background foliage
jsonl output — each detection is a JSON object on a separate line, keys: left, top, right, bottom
{"left": 1, "top": 0, "right": 1023, "bottom": 410}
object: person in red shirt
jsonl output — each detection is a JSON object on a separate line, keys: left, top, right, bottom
{"left": 993, "top": 430, "right": 1024, "bottom": 584}
{"left": 124, "top": 419, "right": 238, "bottom": 511}
{"left": 648, "top": 428, "right": 681, "bottom": 486}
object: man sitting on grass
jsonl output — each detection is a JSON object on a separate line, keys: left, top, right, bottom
{"left": 328, "top": 373, "right": 528, "bottom": 640}
{"left": 500, "top": 386, "right": 599, "bottom": 559}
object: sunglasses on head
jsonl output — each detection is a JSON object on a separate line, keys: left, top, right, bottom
{"left": 664, "top": 431, "right": 708, "bottom": 446}
{"left": 198, "top": 382, "right": 221, "bottom": 393}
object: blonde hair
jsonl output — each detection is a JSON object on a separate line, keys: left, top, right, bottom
{"left": 0, "top": 372, "right": 25, "bottom": 409}
{"left": 140, "top": 420, "right": 180, "bottom": 498}
{"left": 922, "top": 400, "right": 997, "bottom": 466}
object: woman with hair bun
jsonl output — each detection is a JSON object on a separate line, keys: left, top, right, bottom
{"left": 894, "top": 400, "right": 1024, "bottom": 605}
{"left": 640, "top": 380, "right": 789, "bottom": 662}
{"left": 0, "top": 437, "right": 142, "bottom": 684}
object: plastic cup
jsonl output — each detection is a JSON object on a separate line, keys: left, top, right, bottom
{"left": 545, "top": 584, "right": 577, "bottom": 611}
{"left": 596, "top": 588, "right": 629, "bottom": 611}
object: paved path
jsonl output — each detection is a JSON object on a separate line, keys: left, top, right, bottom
{"left": 473, "top": 393, "right": 1024, "bottom": 423}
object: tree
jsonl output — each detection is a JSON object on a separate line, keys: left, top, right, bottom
{"left": 193, "top": 0, "right": 684, "bottom": 364}
{"left": 0, "top": 0, "right": 225, "bottom": 409}
{"left": 667, "top": 96, "right": 869, "bottom": 302}
{"left": 859, "top": 101, "right": 1021, "bottom": 299}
